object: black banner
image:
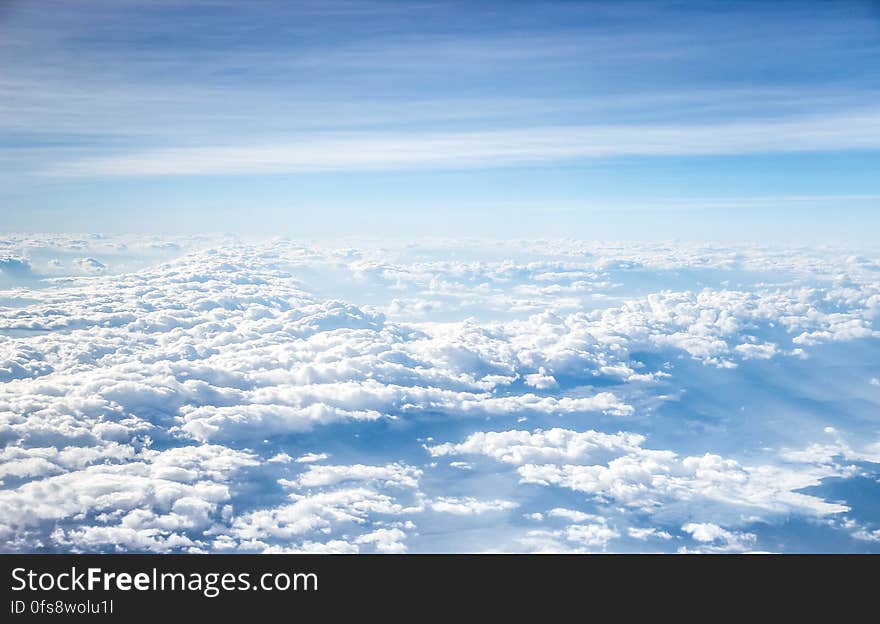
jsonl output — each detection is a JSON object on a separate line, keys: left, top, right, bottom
{"left": 0, "top": 554, "right": 875, "bottom": 619}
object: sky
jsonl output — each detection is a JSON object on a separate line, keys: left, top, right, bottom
{"left": 1, "top": 2, "right": 880, "bottom": 554}
{"left": 1, "top": 0, "right": 879, "bottom": 241}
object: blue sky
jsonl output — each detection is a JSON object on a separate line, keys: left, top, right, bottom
{"left": 1, "top": 0, "right": 879, "bottom": 240}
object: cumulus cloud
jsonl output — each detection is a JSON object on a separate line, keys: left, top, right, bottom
{"left": 355, "top": 528, "right": 408, "bottom": 553}
{"left": 295, "top": 452, "right": 330, "bottom": 463}
{"left": 426, "top": 428, "right": 646, "bottom": 466}
{"left": 0, "top": 235, "right": 878, "bottom": 552}
{"left": 74, "top": 257, "right": 107, "bottom": 273}
{"left": 429, "top": 497, "right": 518, "bottom": 515}
{"left": 285, "top": 463, "right": 422, "bottom": 490}
{"left": 680, "top": 522, "right": 757, "bottom": 553}
{"left": 515, "top": 515, "right": 620, "bottom": 553}
{"left": 0, "top": 444, "right": 258, "bottom": 551}
{"left": 546, "top": 508, "right": 602, "bottom": 523}
{"left": 430, "top": 427, "right": 852, "bottom": 527}
{"left": 226, "top": 468, "right": 425, "bottom": 553}
{"left": 628, "top": 527, "right": 673, "bottom": 541}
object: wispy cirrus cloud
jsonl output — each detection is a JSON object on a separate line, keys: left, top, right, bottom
{"left": 2, "top": 0, "right": 879, "bottom": 238}
{"left": 47, "top": 110, "right": 880, "bottom": 177}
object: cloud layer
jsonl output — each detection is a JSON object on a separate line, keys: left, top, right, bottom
{"left": 1, "top": 235, "right": 879, "bottom": 552}
{"left": 48, "top": 111, "right": 880, "bottom": 177}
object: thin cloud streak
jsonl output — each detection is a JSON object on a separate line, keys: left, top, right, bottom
{"left": 49, "top": 111, "right": 880, "bottom": 177}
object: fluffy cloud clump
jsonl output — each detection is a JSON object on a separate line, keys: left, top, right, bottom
{"left": 428, "top": 427, "right": 847, "bottom": 526}
{"left": 0, "top": 236, "right": 878, "bottom": 552}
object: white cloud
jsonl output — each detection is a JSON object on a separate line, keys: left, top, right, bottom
{"left": 515, "top": 515, "right": 619, "bottom": 553}
{"left": 1, "top": 235, "right": 878, "bottom": 552}
{"left": 74, "top": 257, "right": 107, "bottom": 273}
{"left": 448, "top": 461, "right": 472, "bottom": 470}
{"left": 229, "top": 487, "right": 420, "bottom": 546}
{"left": 431, "top": 427, "right": 853, "bottom": 525}
{"left": 516, "top": 452, "right": 848, "bottom": 521}
{"left": 680, "top": 522, "right": 757, "bottom": 553}
{"left": 262, "top": 539, "right": 359, "bottom": 554}
{"left": 50, "top": 111, "right": 880, "bottom": 178}
{"left": 524, "top": 368, "right": 558, "bottom": 389}
{"left": 0, "top": 444, "right": 258, "bottom": 552}
{"left": 546, "top": 508, "right": 602, "bottom": 523}
{"left": 285, "top": 463, "right": 422, "bottom": 490}
{"left": 426, "top": 428, "right": 646, "bottom": 465}
{"left": 628, "top": 527, "right": 673, "bottom": 541}
{"left": 355, "top": 528, "right": 408, "bottom": 553}
{"left": 295, "top": 452, "right": 330, "bottom": 463}
{"left": 565, "top": 521, "right": 620, "bottom": 548}
{"left": 267, "top": 452, "right": 294, "bottom": 464}
{"left": 429, "top": 497, "right": 518, "bottom": 515}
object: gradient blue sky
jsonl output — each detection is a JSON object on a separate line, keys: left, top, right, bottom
{"left": 1, "top": 0, "right": 879, "bottom": 241}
